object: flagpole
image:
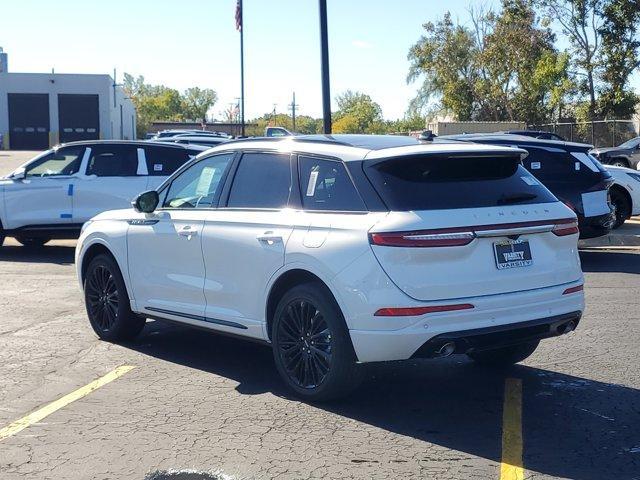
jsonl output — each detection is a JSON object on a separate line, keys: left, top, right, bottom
{"left": 239, "top": 0, "right": 245, "bottom": 137}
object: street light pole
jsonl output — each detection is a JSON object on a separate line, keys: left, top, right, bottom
{"left": 319, "top": 0, "right": 331, "bottom": 134}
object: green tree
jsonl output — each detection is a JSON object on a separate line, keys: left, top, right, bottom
{"left": 597, "top": 0, "right": 640, "bottom": 118}
{"left": 407, "top": 1, "right": 569, "bottom": 124}
{"left": 183, "top": 87, "right": 218, "bottom": 122}
{"left": 407, "top": 12, "right": 478, "bottom": 120}
{"left": 123, "top": 73, "right": 218, "bottom": 138}
{"left": 479, "top": 0, "right": 569, "bottom": 124}
{"left": 333, "top": 91, "right": 385, "bottom": 133}
{"left": 534, "top": 0, "right": 604, "bottom": 119}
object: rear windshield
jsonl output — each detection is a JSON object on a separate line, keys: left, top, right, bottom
{"left": 365, "top": 154, "right": 557, "bottom": 211}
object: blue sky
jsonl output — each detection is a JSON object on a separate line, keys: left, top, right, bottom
{"left": 1, "top": 0, "right": 637, "bottom": 120}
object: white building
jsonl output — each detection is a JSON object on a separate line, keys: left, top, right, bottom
{"left": 0, "top": 50, "right": 136, "bottom": 150}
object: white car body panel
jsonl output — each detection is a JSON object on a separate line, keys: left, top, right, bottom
{"left": 2, "top": 175, "right": 75, "bottom": 228}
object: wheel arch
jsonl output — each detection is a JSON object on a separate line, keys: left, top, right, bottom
{"left": 609, "top": 156, "right": 631, "bottom": 167}
{"left": 265, "top": 268, "right": 342, "bottom": 341}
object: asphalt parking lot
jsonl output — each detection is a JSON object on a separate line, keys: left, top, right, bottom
{"left": 1, "top": 151, "right": 639, "bottom": 479}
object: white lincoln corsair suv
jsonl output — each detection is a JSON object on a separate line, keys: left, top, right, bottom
{"left": 76, "top": 135, "right": 585, "bottom": 400}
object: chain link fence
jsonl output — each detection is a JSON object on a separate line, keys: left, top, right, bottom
{"left": 530, "top": 120, "right": 639, "bottom": 148}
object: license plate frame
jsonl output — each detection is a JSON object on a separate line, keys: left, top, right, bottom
{"left": 493, "top": 240, "right": 533, "bottom": 270}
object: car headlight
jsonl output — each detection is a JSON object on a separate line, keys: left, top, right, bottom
{"left": 626, "top": 172, "right": 640, "bottom": 183}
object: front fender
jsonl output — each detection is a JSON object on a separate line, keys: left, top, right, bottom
{"left": 75, "top": 220, "right": 132, "bottom": 303}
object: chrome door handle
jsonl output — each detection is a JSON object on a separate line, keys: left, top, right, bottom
{"left": 257, "top": 232, "right": 282, "bottom": 245}
{"left": 178, "top": 226, "right": 198, "bottom": 239}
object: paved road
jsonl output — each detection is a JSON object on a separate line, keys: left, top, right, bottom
{"left": 0, "top": 151, "right": 639, "bottom": 479}
{"left": 0, "top": 245, "right": 639, "bottom": 479}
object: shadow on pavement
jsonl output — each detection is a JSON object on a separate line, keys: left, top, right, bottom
{"left": 0, "top": 244, "right": 75, "bottom": 265}
{"left": 131, "top": 320, "right": 640, "bottom": 480}
{"left": 579, "top": 249, "right": 640, "bottom": 274}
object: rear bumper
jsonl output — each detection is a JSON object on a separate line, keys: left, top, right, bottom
{"left": 348, "top": 280, "right": 585, "bottom": 363}
{"left": 411, "top": 311, "right": 581, "bottom": 358}
{"left": 578, "top": 212, "right": 614, "bottom": 239}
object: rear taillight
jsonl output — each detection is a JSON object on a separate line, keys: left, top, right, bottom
{"left": 370, "top": 218, "right": 579, "bottom": 246}
{"left": 374, "top": 304, "right": 474, "bottom": 317}
{"left": 552, "top": 219, "right": 579, "bottom": 236}
{"left": 369, "top": 231, "right": 475, "bottom": 248}
{"left": 562, "top": 284, "right": 584, "bottom": 295}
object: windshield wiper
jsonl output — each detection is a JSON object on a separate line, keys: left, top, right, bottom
{"left": 498, "top": 192, "right": 538, "bottom": 205}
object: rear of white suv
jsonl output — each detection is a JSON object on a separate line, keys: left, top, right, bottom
{"left": 76, "top": 135, "right": 584, "bottom": 401}
{"left": 342, "top": 145, "right": 583, "bottom": 364}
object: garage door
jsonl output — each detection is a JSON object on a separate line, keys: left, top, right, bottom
{"left": 58, "top": 94, "right": 100, "bottom": 143}
{"left": 8, "top": 93, "right": 50, "bottom": 150}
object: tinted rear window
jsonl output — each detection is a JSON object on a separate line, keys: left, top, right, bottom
{"left": 227, "top": 153, "right": 291, "bottom": 208}
{"left": 365, "top": 154, "right": 557, "bottom": 210}
{"left": 143, "top": 145, "right": 192, "bottom": 176}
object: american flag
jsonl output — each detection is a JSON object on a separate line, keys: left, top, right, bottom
{"left": 235, "top": 0, "right": 242, "bottom": 31}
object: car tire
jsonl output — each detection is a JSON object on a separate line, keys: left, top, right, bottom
{"left": 467, "top": 340, "right": 540, "bottom": 367}
{"left": 610, "top": 187, "right": 632, "bottom": 229}
{"left": 15, "top": 236, "right": 51, "bottom": 248}
{"left": 84, "top": 254, "right": 145, "bottom": 342}
{"left": 272, "top": 282, "right": 362, "bottom": 402}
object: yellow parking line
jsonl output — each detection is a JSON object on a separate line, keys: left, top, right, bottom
{"left": 0, "top": 365, "right": 135, "bottom": 442}
{"left": 500, "top": 378, "right": 524, "bottom": 480}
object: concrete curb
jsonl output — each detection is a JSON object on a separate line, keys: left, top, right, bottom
{"left": 579, "top": 219, "right": 640, "bottom": 248}
{"left": 579, "top": 234, "right": 640, "bottom": 248}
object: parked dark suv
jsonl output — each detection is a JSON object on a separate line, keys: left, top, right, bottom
{"left": 590, "top": 136, "right": 640, "bottom": 169}
{"left": 442, "top": 134, "right": 615, "bottom": 239}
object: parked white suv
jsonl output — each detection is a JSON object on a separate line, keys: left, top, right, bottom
{"left": 76, "top": 135, "right": 585, "bottom": 400}
{"left": 0, "top": 141, "right": 204, "bottom": 247}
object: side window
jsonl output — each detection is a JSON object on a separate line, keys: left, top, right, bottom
{"left": 25, "top": 146, "right": 84, "bottom": 177}
{"left": 86, "top": 145, "right": 138, "bottom": 177}
{"left": 227, "top": 153, "right": 291, "bottom": 209}
{"left": 162, "top": 153, "right": 234, "bottom": 209}
{"left": 523, "top": 148, "right": 574, "bottom": 182}
{"left": 299, "top": 156, "right": 365, "bottom": 211}
{"left": 143, "top": 145, "right": 192, "bottom": 176}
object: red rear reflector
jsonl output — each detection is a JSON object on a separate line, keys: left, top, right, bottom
{"left": 553, "top": 220, "right": 579, "bottom": 236}
{"left": 374, "top": 304, "right": 474, "bottom": 317}
{"left": 562, "top": 284, "right": 584, "bottom": 295}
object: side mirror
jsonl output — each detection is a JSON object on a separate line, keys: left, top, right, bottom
{"left": 132, "top": 190, "right": 159, "bottom": 213}
{"left": 11, "top": 167, "right": 26, "bottom": 180}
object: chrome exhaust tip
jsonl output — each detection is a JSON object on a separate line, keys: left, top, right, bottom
{"left": 558, "top": 320, "right": 576, "bottom": 334}
{"left": 435, "top": 341, "right": 456, "bottom": 357}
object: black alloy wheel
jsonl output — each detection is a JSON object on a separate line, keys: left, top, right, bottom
{"left": 86, "top": 264, "right": 120, "bottom": 332}
{"left": 276, "top": 299, "right": 333, "bottom": 389}
{"left": 84, "top": 254, "right": 145, "bottom": 341}
{"left": 272, "top": 282, "right": 362, "bottom": 401}
{"left": 610, "top": 188, "right": 632, "bottom": 229}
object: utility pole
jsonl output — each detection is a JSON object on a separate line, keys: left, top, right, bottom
{"left": 318, "top": 0, "right": 331, "bottom": 133}
{"left": 288, "top": 92, "right": 299, "bottom": 132}
{"left": 113, "top": 68, "right": 117, "bottom": 108}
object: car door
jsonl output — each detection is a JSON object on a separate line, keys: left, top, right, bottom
{"left": 127, "top": 152, "right": 235, "bottom": 320}
{"left": 2, "top": 145, "right": 86, "bottom": 229}
{"left": 72, "top": 144, "right": 148, "bottom": 223}
{"left": 201, "top": 152, "right": 295, "bottom": 336}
